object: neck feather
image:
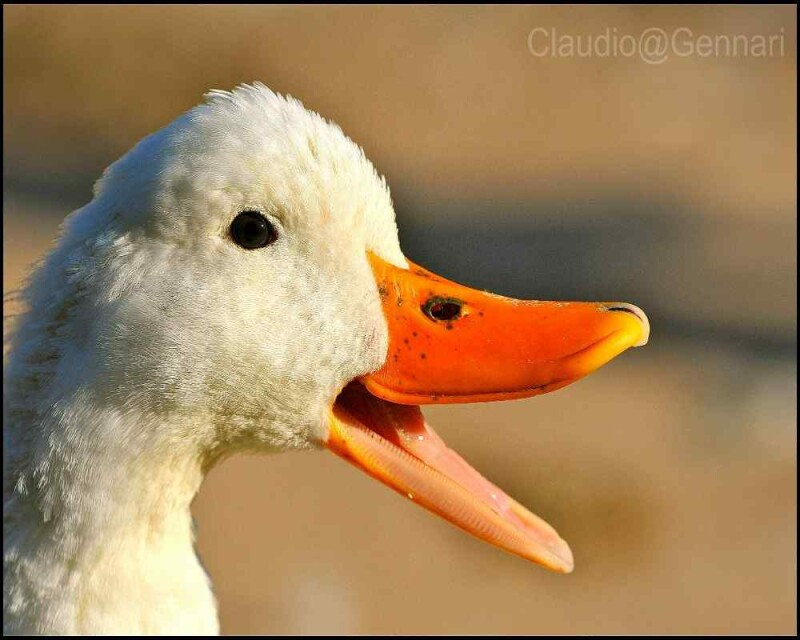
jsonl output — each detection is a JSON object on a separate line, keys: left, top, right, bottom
{"left": 4, "top": 392, "right": 219, "bottom": 635}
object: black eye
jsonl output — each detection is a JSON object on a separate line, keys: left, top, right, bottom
{"left": 423, "top": 297, "right": 464, "bottom": 322}
{"left": 230, "top": 211, "right": 277, "bottom": 249}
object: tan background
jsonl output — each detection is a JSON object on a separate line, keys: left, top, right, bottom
{"left": 3, "top": 5, "right": 796, "bottom": 635}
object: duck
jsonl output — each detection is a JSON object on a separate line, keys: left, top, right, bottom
{"left": 3, "top": 83, "right": 649, "bottom": 635}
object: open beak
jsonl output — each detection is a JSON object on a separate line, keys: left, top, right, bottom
{"left": 326, "top": 253, "right": 649, "bottom": 573}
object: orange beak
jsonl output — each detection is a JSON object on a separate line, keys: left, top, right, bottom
{"left": 327, "top": 253, "right": 649, "bottom": 573}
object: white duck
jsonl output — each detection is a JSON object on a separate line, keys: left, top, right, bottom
{"left": 3, "top": 83, "right": 649, "bottom": 635}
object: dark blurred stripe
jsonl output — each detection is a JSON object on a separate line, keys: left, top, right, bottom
{"left": 4, "top": 183, "right": 796, "bottom": 361}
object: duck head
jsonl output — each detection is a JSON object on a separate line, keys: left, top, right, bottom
{"left": 27, "top": 83, "right": 648, "bottom": 574}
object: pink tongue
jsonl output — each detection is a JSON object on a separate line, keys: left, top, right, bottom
{"left": 337, "top": 383, "right": 571, "bottom": 564}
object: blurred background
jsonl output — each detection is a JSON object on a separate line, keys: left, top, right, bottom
{"left": 3, "top": 5, "right": 796, "bottom": 635}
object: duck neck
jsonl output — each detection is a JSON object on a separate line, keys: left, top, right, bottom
{"left": 3, "top": 400, "right": 220, "bottom": 635}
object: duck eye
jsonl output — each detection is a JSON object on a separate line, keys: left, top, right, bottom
{"left": 423, "top": 297, "right": 464, "bottom": 322}
{"left": 230, "top": 211, "right": 276, "bottom": 249}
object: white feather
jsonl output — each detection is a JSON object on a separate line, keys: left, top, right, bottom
{"left": 4, "top": 83, "right": 405, "bottom": 634}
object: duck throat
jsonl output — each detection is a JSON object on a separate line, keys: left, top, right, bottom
{"left": 3, "top": 400, "right": 220, "bottom": 635}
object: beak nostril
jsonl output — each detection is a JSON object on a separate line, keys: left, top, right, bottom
{"left": 423, "top": 297, "right": 464, "bottom": 322}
